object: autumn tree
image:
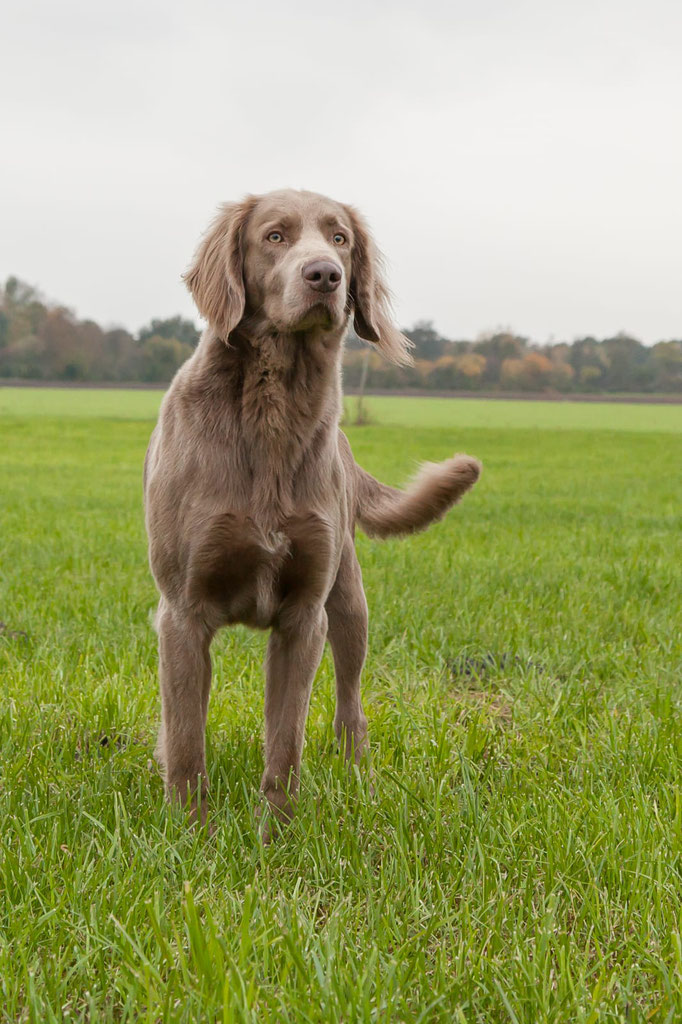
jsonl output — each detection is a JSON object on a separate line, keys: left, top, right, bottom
{"left": 501, "top": 352, "right": 554, "bottom": 390}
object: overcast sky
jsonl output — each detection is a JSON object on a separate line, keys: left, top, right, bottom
{"left": 2, "top": 0, "right": 680, "bottom": 343}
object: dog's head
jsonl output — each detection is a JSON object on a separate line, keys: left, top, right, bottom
{"left": 183, "top": 189, "right": 412, "bottom": 364}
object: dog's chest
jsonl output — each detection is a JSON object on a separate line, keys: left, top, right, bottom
{"left": 187, "top": 509, "right": 337, "bottom": 629}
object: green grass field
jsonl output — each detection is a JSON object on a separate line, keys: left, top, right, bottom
{"left": 2, "top": 386, "right": 682, "bottom": 433}
{"left": 1, "top": 388, "right": 681, "bottom": 1022}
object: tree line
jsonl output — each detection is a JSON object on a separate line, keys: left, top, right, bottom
{"left": 346, "top": 322, "right": 682, "bottom": 394}
{"left": 1, "top": 277, "right": 681, "bottom": 393}
{"left": 0, "top": 278, "right": 200, "bottom": 383}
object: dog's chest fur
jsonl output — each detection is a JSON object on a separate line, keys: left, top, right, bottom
{"left": 186, "top": 508, "right": 337, "bottom": 630}
{"left": 170, "top": 336, "right": 346, "bottom": 629}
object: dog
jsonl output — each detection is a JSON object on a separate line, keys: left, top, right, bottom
{"left": 144, "top": 189, "right": 481, "bottom": 832}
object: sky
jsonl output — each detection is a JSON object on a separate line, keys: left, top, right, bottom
{"left": 2, "top": 0, "right": 681, "bottom": 344}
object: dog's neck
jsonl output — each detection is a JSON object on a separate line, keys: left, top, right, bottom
{"left": 240, "top": 329, "right": 342, "bottom": 443}
{"left": 193, "top": 322, "right": 347, "bottom": 517}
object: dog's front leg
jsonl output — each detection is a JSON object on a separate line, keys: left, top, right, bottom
{"left": 156, "top": 602, "right": 213, "bottom": 825}
{"left": 260, "top": 604, "right": 327, "bottom": 832}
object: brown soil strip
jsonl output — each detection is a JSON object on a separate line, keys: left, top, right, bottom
{"left": 1, "top": 380, "right": 680, "bottom": 404}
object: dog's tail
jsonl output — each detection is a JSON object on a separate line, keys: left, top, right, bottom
{"left": 355, "top": 455, "right": 481, "bottom": 539}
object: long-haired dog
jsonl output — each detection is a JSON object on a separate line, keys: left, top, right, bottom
{"left": 144, "top": 190, "right": 481, "bottom": 832}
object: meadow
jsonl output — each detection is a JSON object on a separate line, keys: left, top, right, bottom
{"left": 1, "top": 388, "right": 681, "bottom": 1022}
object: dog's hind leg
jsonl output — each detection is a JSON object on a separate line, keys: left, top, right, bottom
{"left": 326, "top": 539, "right": 369, "bottom": 764}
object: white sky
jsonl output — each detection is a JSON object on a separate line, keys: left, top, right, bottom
{"left": 2, "top": 0, "right": 681, "bottom": 343}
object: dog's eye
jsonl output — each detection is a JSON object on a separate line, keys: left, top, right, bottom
{"left": 267, "top": 231, "right": 284, "bottom": 243}
{"left": 332, "top": 233, "right": 346, "bottom": 245}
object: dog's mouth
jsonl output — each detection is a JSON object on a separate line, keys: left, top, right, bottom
{"left": 290, "top": 297, "right": 341, "bottom": 331}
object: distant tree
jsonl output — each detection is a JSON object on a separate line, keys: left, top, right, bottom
{"left": 3, "top": 276, "right": 43, "bottom": 310}
{"left": 427, "top": 353, "right": 486, "bottom": 389}
{"left": 7, "top": 339, "right": 46, "bottom": 377}
{"left": 542, "top": 344, "right": 575, "bottom": 391}
{"left": 98, "top": 329, "right": 137, "bottom": 382}
{"left": 548, "top": 359, "right": 575, "bottom": 391}
{"left": 137, "top": 335, "right": 194, "bottom": 382}
{"left": 0, "top": 311, "right": 9, "bottom": 349}
{"left": 602, "top": 333, "right": 651, "bottom": 391}
{"left": 473, "top": 331, "right": 527, "bottom": 385}
{"left": 40, "top": 308, "right": 85, "bottom": 379}
{"left": 404, "top": 320, "right": 449, "bottom": 360}
{"left": 473, "top": 331, "right": 526, "bottom": 359}
{"left": 501, "top": 352, "right": 553, "bottom": 391}
{"left": 569, "top": 338, "right": 606, "bottom": 390}
{"left": 427, "top": 355, "right": 459, "bottom": 389}
{"left": 1, "top": 276, "right": 48, "bottom": 355}
{"left": 650, "top": 340, "right": 682, "bottom": 392}
{"left": 138, "top": 316, "right": 201, "bottom": 349}
{"left": 454, "top": 352, "right": 487, "bottom": 387}
{"left": 578, "top": 365, "right": 602, "bottom": 388}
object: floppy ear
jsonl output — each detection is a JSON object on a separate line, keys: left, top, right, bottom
{"left": 183, "top": 198, "right": 256, "bottom": 341}
{"left": 343, "top": 205, "right": 413, "bottom": 366}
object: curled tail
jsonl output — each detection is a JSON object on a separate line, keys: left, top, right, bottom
{"left": 355, "top": 454, "right": 481, "bottom": 539}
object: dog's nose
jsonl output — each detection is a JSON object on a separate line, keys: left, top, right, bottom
{"left": 302, "top": 260, "right": 342, "bottom": 293}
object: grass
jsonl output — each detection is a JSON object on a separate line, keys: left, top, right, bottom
{"left": 1, "top": 389, "right": 681, "bottom": 1021}
{"left": 2, "top": 385, "right": 681, "bottom": 433}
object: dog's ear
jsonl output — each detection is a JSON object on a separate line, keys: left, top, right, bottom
{"left": 343, "top": 205, "right": 413, "bottom": 366}
{"left": 183, "top": 198, "right": 256, "bottom": 341}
